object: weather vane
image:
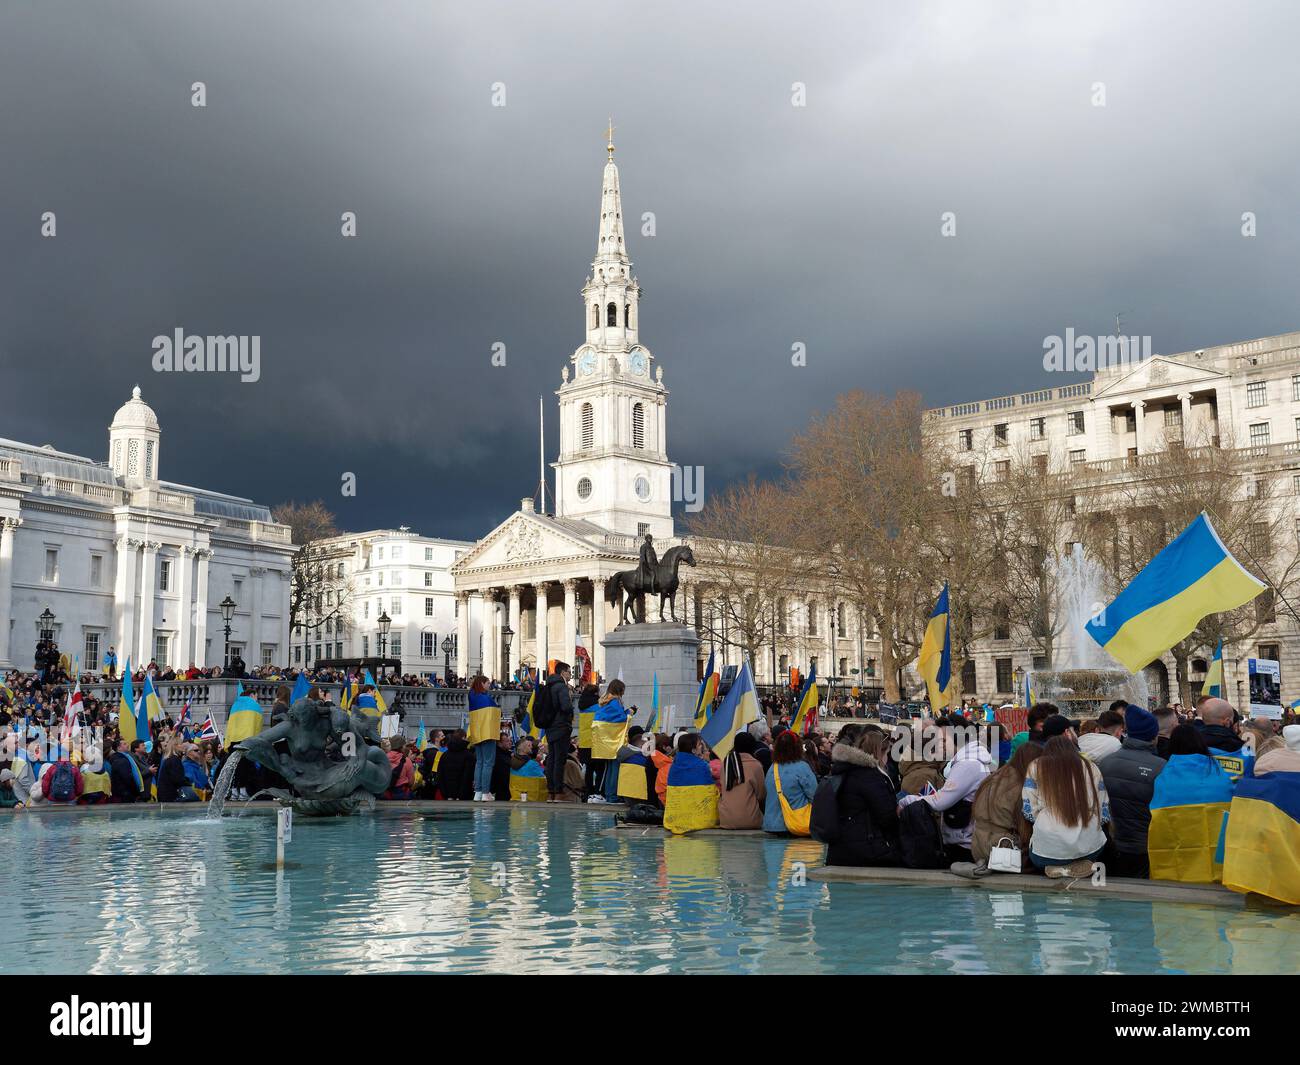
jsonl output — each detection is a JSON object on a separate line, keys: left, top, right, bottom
{"left": 606, "top": 116, "right": 616, "bottom": 156}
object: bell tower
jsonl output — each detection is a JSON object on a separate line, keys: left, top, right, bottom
{"left": 554, "top": 127, "right": 673, "bottom": 538}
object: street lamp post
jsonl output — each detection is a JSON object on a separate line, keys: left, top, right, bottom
{"left": 501, "top": 624, "right": 514, "bottom": 684}
{"left": 35, "top": 607, "right": 56, "bottom": 677}
{"left": 1013, "top": 665, "right": 1026, "bottom": 707}
{"left": 441, "top": 634, "right": 454, "bottom": 685}
{"left": 219, "top": 596, "right": 237, "bottom": 671}
{"left": 376, "top": 611, "right": 391, "bottom": 678}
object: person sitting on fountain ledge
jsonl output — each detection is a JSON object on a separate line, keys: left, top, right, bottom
{"left": 1011, "top": 703, "right": 1061, "bottom": 755}
{"left": 1099, "top": 705, "right": 1166, "bottom": 880}
{"left": 1079, "top": 706, "right": 1125, "bottom": 763}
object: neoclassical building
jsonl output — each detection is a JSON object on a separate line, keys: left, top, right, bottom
{"left": 0, "top": 387, "right": 295, "bottom": 672}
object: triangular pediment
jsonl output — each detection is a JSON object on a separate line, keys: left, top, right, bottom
{"left": 451, "top": 510, "right": 603, "bottom": 577}
{"left": 1091, "top": 355, "right": 1229, "bottom": 402}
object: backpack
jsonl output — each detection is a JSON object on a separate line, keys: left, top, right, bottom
{"left": 809, "top": 773, "right": 845, "bottom": 844}
{"left": 619, "top": 803, "right": 664, "bottom": 826}
{"left": 898, "top": 802, "right": 947, "bottom": 869}
{"left": 532, "top": 683, "right": 556, "bottom": 729}
{"left": 48, "top": 761, "right": 76, "bottom": 803}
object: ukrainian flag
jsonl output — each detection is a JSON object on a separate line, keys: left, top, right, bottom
{"left": 417, "top": 719, "right": 427, "bottom": 753}
{"left": 663, "top": 752, "right": 718, "bottom": 834}
{"left": 1202, "top": 640, "right": 1223, "bottom": 698}
{"left": 699, "top": 660, "right": 759, "bottom": 761}
{"left": 591, "top": 697, "right": 630, "bottom": 761}
{"left": 578, "top": 698, "right": 595, "bottom": 751}
{"left": 117, "top": 662, "right": 147, "bottom": 747}
{"left": 1085, "top": 513, "right": 1266, "bottom": 674}
{"left": 917, "top": 584, "right": 953, "bottom": 713}
{"left": 645, "top": 673, "right": 660, "bottom": 732}
{"left": 466, "top": 689, "right": 500, "bottom": 746}
{"left": 791, "top": 666, "right": 818, "bottom": 735}
{"left": 225, "top": 684, "right": 266, "bottom": 746}
{"left": 353, "top": 691, "right": 382, "bottom": 717}
{"left": 363, "top": 670, "right": 388, "bottom": 714}
{"left": 1148, "top": 753, "right": 1235, "bottom": 883}
{"left": 693, "top": 651, "right": 719, "bottom": 729}
{"left": 616, "top": 751, "right": 652, "bottom": 802}
{"left": 141, "top": 673, "right": 164, "bottom": 721}
{"left": 509, "top": 757, "right": 547, "bottom": 801}
{"left": 339, "top": 675, "right": 354, "bottom": 712}
{"left": 517, "top": 687, "right": 541, "bottom": 741}
{"left": 1023, "top": 671, "right": 1035, "bottom": 709}
{"left": 1222, "top": 770, "right": 1300, "bottom": 905}
{"left": 290, "top": 671, "right": 311, "bottom": 702}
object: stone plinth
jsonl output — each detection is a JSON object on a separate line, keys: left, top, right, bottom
{"left": 601, "top": 623, "right": 700, "bottom": 732}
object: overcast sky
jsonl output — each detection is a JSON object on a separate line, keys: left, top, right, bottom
{"left": 2, "top": 0, "right": 1298, "bottom": 539}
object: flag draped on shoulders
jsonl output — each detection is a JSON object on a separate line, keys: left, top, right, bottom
{"left": 1147, "top": 753, "right": 1235, "bottom": 883}
{"left": 224, "top": 684, "right": 266, "bottom": 746}
{"left": 509, "top": 757, "right": 547, "bottom": 801}
{"left": 917, "top": 584, "right": 953, "bottom": 713}
{"left": 617, "top": 751, "right": 651, "bottom": 802}
{"left": 663, "top": 752, "right": 718, "bottom": 834}
{"left": 466, "top": 690, "right": 500, "bottom": 746}
{"left": 591, "top": 698, "right": 630, "bottom": 761}
{"left": 699, "top": 661, "right": 759, "bottom": 761}
{"left": 1222, "top": 770, "right": 1300, "bottom": 905}
{"left": 1085, "top": 513, "right": 1265, "bottom": 673}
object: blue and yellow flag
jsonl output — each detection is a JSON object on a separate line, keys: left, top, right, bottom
{"left": 591, "top": 697, "right": 630, "bottom": 761}
{"left": 509, "top": 757, "right": 547, "bottom": 801}
{"left": 645, "top": 673, "right": 661, "bottom": 732}
{"left": 417, "top": 719, "right": 427, "bottom": 753}
{"left": 117, "top": 661, "right": 147, "bottom": 747}
{"left": 1202, "top": 640, "right": 1223, "bottom": 698}
{"left": 290, "top": 671, "right": 311, "bottom": 703}
{"left": 1222, "top": 770, "right": 1300, "bottom": 905}
{"left": 693, "top": 651, "right": 719, "bottom": 729}
{"left": 518, "top": 683, "right": 541, "bottom": 741}
{"left": 1086, "top": 513, "right": 1265, "bottom": 674}
{"left": 918, "top": 584, "right": 953, "bottom": 712}
{"left": 664, "top": 752, "right": 718, "bottom": 834}
{"left": 363, "top": 671, "right": 388, "bottom": 714}
{"left": 616, "top": 751, "right": 651, "bottom": 802}
{"left": 466, "top": 689, "right": 500, "bottom": 746}
{"left": 1148, "top": 753, "right": 1235, "bottom": 883}
{"left": 225, "top": 684, "right": 266, "bottom": 746}
{"left": 700, "top": 660, "right": 759, "bottom": 761}
{"left": 339, "top": 675, "right": 354, "bottom": 712}
{"left": 791, "top": 665, "right": 818, "bottom": 734}
{"left": 1023, "top": 671, "right": 1035, "bottom": 709}
{"left": 141, "top": 673, "right": 164, "bottom": 722}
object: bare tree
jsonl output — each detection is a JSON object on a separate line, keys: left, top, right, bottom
{"left": 273, "top": 500, "right": 354, "bottom": 649}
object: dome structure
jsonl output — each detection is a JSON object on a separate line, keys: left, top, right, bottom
{"left": 108, "top": 385, "right": 161, "bottom": 487}
{"left": 110, "top": 385, "right": 161, "bottom": 432}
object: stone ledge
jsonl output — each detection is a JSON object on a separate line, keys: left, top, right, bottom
{"left": 1, "top": 799, "right": 626, "bottom": 816}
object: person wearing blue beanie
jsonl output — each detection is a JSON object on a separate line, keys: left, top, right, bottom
{"left": 1124, "top": 704, "right": 1159, "bottom": 743}
{"left": 1099, "top": 703, "right": 1168, "bottom": 878}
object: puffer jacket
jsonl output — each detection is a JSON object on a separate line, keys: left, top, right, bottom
{"left": 545, "top": 675, "right": 574, "bottom": 731}
{"left": 1099, "top": 737, "right": 1166, "bottom": 854}
{"left": 824, "top": 743, "right": 899, "bottom": 867}
{"left": 970, "top": 764, "right": 1031, "bottom": 864}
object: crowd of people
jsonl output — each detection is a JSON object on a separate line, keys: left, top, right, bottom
{"left": 4, "top": 657, "right": 1298, "bottom": 900}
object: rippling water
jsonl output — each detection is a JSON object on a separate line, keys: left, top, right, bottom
{"left": 5, "top": 808, "right": 1297, "bottom": 974}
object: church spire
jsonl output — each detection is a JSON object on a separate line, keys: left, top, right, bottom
{"left": 594, "top": 120, "right": 629, "bottom": 268}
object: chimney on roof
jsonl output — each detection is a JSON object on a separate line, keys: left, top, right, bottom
{"left": 521, "top": 497, "right": 535, "bottom": 514}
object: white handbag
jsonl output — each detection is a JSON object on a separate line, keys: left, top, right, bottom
{"left": 987, "top": 836, "right": 1022, "bottom": 873}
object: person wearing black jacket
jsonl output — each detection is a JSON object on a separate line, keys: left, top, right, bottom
{"left": 577, "top": 683, "right": 600, "bottom": 795}
{"left": 107, "top": 740, "right": 143, "bottom": 803}
{"left": 1099, "top": 706, "right": 1166, "bottom": 879}
{"left": 436, "top": 731, "right": 475, "bottom": 800}
{"left": 824, "top": 727, "right": 900, "bottom": 867}
{"left": 155, "top": 741, "right": 195, "bottom": 802}
{"left": 542, "top": 663, "right": 574, "bottom": 801}
{"left": 491, "top": 732, "right": 512, "bottom": 801}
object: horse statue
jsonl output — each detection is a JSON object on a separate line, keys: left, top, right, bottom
{"left": 606, "top": 544, "right": 696, "bottom": 625}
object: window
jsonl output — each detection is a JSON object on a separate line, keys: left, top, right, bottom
{"left": 362, "top": 636, "right": 369, "bottom": 657}
{"left": 995, "top": 460, "right": 1010, "bottom": 482}
{"left": 1067, "top": 411, "right": 1084, "bottom": 434}
{"left": 1256, "top": 590, "right": 1276, "bottom": 625}
{"left": 993, "top": 603, "right": 1011, "bottom": 640}
{"left": 377, "top": 546, "right": 384, "bottom": 561}
{"left": 1032, "top": 454, "right": 1048, "bottom": 476}
{"left": 1250, "top": 422, "right": 1271, "bottom": 447}
{"left": 159, "top": 559, "right": 171, "bottom": 592}
{"left": 363, "top": 600, "right": 369, "bottom": 619}
{"left": 377, "top": 572, "right": 383, "bottom": 586}
{"left": 580, "top": 403, "right": 594, "bottom": 449}
{"left": 1260, "top": 643, "right": 1280, "bottom": 661}
{"left": 1068, "top": 449, "right": 1086, "bottom": 465}
{"left": 1249, "top": 522, "right": 1271, "bottom": 557}
{"left": 839, "top": 657, "right": 848, "bottom": 677}
{"left": 337, "top": 563, "right": 345, "bottom": 578}
{"left": 1247, "top": 381, "right": 1267, "bottom": 408}
{"left": 1065, "top": 496, "right": 1077, "bottom": 516}
{"left": 424, "top": 547, "right": 433, "bottom": 561}
{"left": 294, "top": 645, "right": 302, "bottom": 663}
{"left": 961, "top": 659, "right": 977, "bottom": 694}
{"left": 1029, "top": 418, "right": 1045, "bottom": 440}
{"left": 779, "top": 654, "right": 788, "bottom": 675}
{"left": 1294, "top": 474, "right": 1300, "bottom": 495}
{"left": 262, "top": 645, "right": 275, "bottom": 667}
{"left": 995, "top": 658, "right": 1013, "bottom": 693}
{"left": 866, "top": 658, "right": 876, "bottom": 677}
{"left": 994, "top": 423, "right": 1008, "bottom": 446}
{"left": 837, "top": 602, "right": 846, "bottom": 638}
{"left": 591, "top": 304, "right": 599, "bottom": 329}
{"left": 777, "top": 597, "right": 787, "bottom": 636}
{"left": 1293, "top": 375, "right": 1300, "bottom": 403}
{"left": 421, "top": 632, "right": 435, "bottom": 657}
{"left": 391, "top": 597, "right": 402, "bottom": 616}
{"left": 808, "top": 602, "right": 818, "bottom": 636}
{"left": 958, "top": 428, "right": 973, "bottom": 451}
{"left": 154, "top": 634, "right": 169, "bottom": 665}
{"left": 577, "top": 477, "right": 593, "bottom": 500}
{"left": 637, "top": 521, "right": 650, "bottom": 538}
{"left": 425, "top": 597, "right": 434, "bottom": 617}
{"left": 424, "top": 572, "right": 433, "bottom": 587}
{"left": 391, "top": 634, "right": 402, "bottom": 657}
{"left": 607, "top": 302, "right": 618, "bottom": 327}
{"left": 89, "top": 554, "right": 103, "bottom": 589}
{"left": 44, "top": 548, "right": 59, "bottom": 583}
{"left": 632, "top": 403, "right": 645, "bottom": 449}
{"left": 84, "top": 631, "right": 100, "bottom": 668}
{"left": 391, "top": 546, "right": 403, "bottom": 560}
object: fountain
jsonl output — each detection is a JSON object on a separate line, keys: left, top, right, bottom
{"left": 206, "top": 697, "right": 391, "bottom": 817}
{"left": 1027, "top": 544, "right": 1149, "bottom": 718}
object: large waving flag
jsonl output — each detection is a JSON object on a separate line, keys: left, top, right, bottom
{"left": 1086, "top": 513, "right": 1265, "bottom": 674}
{"left": 141, "top": 673, "right": 164, "bottom": 722}
{"left": 791, "top": 666, "right": 818, "bottom": 735}
{"left": 466, "top": 689, "right": 500, "bottom": 746}
{"left": 692, "top": 651, "right": 719, "bottom": 729}
{"left": 1202, "top": 640, "right": 1224, "bottom": 698}
{"left": 117, "top": 661, "right": 148, "bottom": 748}
{"left": 416, "top": 719, "right": 428, "bottom": 753}
{"left": 224, "top": 683, "right": 265, "bottom": 746}
{"left": 1222, "top": 770, "right": 1300, "bottom": 905}
{"left": 918, "top": 584, "right": 953, "bottom": 712}
{"left": 60, "top": 678, "right": 84, "bottom": 746}
{"left": 518, "top": 682, "right": 541, "bottom": 741}
{"left": 290, "top": 671, "right": 311, "bottom": 703}
{"left": 361, "top": 670, "right": 389, "bottom": 715}
{"left": 700, "top": 660, "right": 759, "bottom": 761}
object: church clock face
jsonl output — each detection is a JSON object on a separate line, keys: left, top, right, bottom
{"left": 629, "top": 350, "right": 647, "bottom": 375}
{"left": 578, "top": 352, "right": 596, "bottom": 376}
{"left": 634, "top": 475, "right": 651, "bottom": 501}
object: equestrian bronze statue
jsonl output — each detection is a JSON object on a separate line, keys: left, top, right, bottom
{"left": 606, "top": 542, "right": 696, "bottom": 624}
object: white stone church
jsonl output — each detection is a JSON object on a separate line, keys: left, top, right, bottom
{"left": 0, "top": 387, "right": 295, "bottom": 672}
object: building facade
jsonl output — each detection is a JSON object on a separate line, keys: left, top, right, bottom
{"left": 0, "top": 387, "right": 295, "bottom": 672}
{"left": 290, "top": 527, "right": 483, "bottom": 677}
{"left": 925, "top": 330, "right": 1300, "bottom": 707}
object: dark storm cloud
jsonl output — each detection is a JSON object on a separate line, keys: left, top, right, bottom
{"left": 2, "top": 0, "right": 1298, "bottom": 538}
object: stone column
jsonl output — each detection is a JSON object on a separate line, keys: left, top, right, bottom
{"left": 0, "top": 518, "right": 22, "bottom": 669}
{"left": 1131, "top": 399, "right": 1146, "bottom": 455}
{"left": 534, "top": 583, "right": 550, "bottom": 675}
{"left": 177, "top": 547, "right": 194, "bottom": 668}
{"left": 456, "top": 592, "right": 470, "bottom": 679}
{"left": 508, "top": 585, "right": 522, "bottom": 680}
{"left": 137, "top": 541, "right": 160, "bottom": 665}
{"left": 1178, "top": 391, "right": 1193, "bottom": 444}
{"left": 479, "top": 590, "right": 496, "bottom": 678}
{"left": 248, "top": 567, "right": 266, "bottom": 667}
{"left": 591, "top": 574, "right": 606, "bottom": 677}
{"left": 114, "top": 535, "right": 138, "bottom": 664}
{"left": 193, "top": 549, "right": 210, "bottom": 668}
{"left": 563, "top": 579, "right": 578, "bottom": 669}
